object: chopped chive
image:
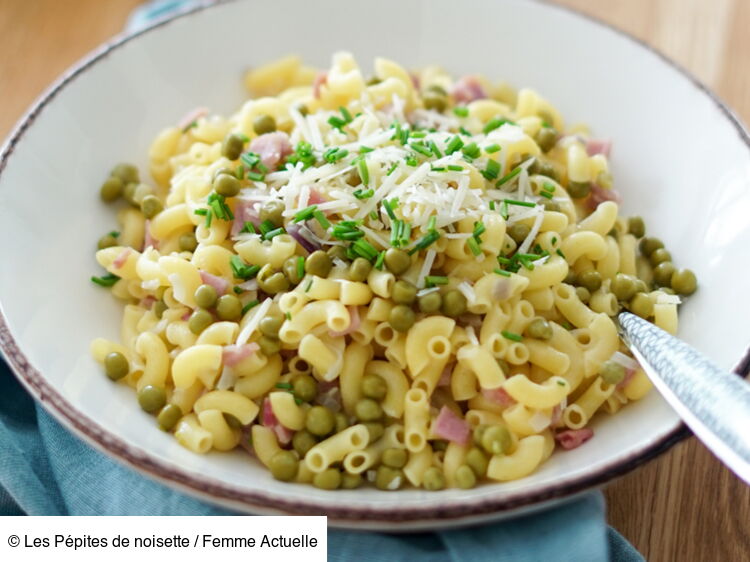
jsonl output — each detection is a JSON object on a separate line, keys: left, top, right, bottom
{"left": 340, "top": 106, "right": 353, "bottom": 122}
{"left": 312, "top": 210, "right": 330, "bottom": 229}
{"left": 230, "top": 255, "right": 260, "bottom": 280}
{"left": 424, "top": 275, "right": 449, "bottom": 287}
{"left": 473, "top": 221, "right": 486, "bottom": 238}
{"left": 446, "top": 135, "right": 464, "bottom": 155}
{"left": 233, "top": 286, "right": 244, "bottom": 294}
{"left": 466, "top": 237, "right": 482, "bottom": 256}
{"left": 328, "top": 116, "right": 347, "bottom": 131}
{"left": 485, "top": 143, "right": 501, "bottom": 154}
{"left": 285, "top": 311, "right": 292, "bottom": 320}
{"left": 296, "top": 256, "right": 305, "bottom": 279}
{"left": 387, "top": 162, "right": 399, "bottom": 176}
{"left": 489, "top": 201, "right": 496, "bottom": 211}
{"left": 540, "top": 190, "right": 553, "bottom": 199}
{"left": 481, "top": 159, "right": 500, "bottom": 180}
{"left": 323, "top": 147, "right": 349, "bottom": 163}
{"left": 369, "top": 210, "right": 379, "bottom": 220}
{"left": 427, "top": 215, "right": 437, "bottom": 232}
{"left": 359, "top": 145, "right": 374, "bottom": 153}
{"left": 107, "top": 230, "right": 120, "bottom": 238}
{"left": 483, "top": 117, "right": 513, "bottom": 134}
{"left": 405, "top": 154, "right": 418, "bottom": 167}
{"left": 447, "top": 164, "right": 464, "bottom": 171}
{"left": 428, "top": 140, "right": 443, "bottom": 158}
{"left": 496, "top": 167, "right": 522, "bottom": 187}
{"left": 459, "top": 126, "right": 472, "bottom": 136}
{"left": 247, "top": 171, "right": 265, "bottom": 182}
{"left": 504, "top": 199, "right": 536, "bottom": 208}
{"left": 210, "top": 199, "right": 225, "bottom": 220}
{"left": 259, "top": 220, "right": 275, "bottom": 236}
{"left": 294, "top": 397, "right": 304, "bottom": 405}
{"left": 500, "top": 201, "right": 509, "bottom": 220}
{"left": 408, "top": 230, "right": 440, "bottom": 255}
{"left": 497, "top": 257, "right": 512, "bottom": 265}
{"left": 235, "top": 164, "right": 245, "bottom": 179}
{"left": 556, "top": 249, "right": 567, "bottom": 259}
{"left": 461, "top": 142, "right": 480, "bottom": 158}
{"left": 352, "top": 239, "right": 378, "bottom": 261}
{"left": 242, "top": 299, "right": 260, "bottom": 315}
{"left": 90, "top": 273, "right": 120, "bottom": 287}
{"left": 240, "top": 151, "right": 261, "bottom": 169}
{"left": 275, "top": 382, "right": 293, "bottom": 390}
{"left": 182, "top": 120, "right": 198, "bottom": 133}
{"left": 501, "top": 330, "right": 523, "bottom": 342}
{"left": 493, "top": 268, "right": 511, "bottom": 277}
{"left": 374, "top": 250, "right": 386, "bottom": 269}
{"left": 453, "top": 106, "right": 469, "bottom": 117}
{"left": 390, "top": 220, "right": 402, "bottom": 247}
{"left": 337, "top": 230, "right": 364, "bottom": 241}
{"left": 399, "top": 127, "right": 409, "bottom": 145}
{"left": 382, "top": 199, "right": 396, "bottom": 220}
{"left": 304, "top": 279, "right": 313, "bottom": 292}
{"left": 205, "top": 209, "right": 213, "bottom": 228}
{"left": 410, "top": 131, "right": 427, "bottom": 139}
{"left": 431, "top": 166, "right": 446, "bottom": 172}
{"left": 240, "top": 221, "right": 256, "bottom": 234}
{"left": 401, "top": 222, "right": 411, "bottom": 246}
{"left": 356, "top": 157, "right": 369, "bottom": 186}
{"left": 410, "top": 142, "right": 432, "bottom": 157}
{"left": 542, "top": 182, "right": 556, "bottom": 193}
{"left": 194, "top": 208, "right": 208, "bottom": 216}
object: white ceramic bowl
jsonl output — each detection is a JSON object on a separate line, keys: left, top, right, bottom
{"left": 2, "top": 0, "right": 749, "bottom": 529}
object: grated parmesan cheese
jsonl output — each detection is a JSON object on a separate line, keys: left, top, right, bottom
{"left": 236, "top": 298, "right": 273, "bottom": 345}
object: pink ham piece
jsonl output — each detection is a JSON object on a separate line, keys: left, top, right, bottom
{"left": 143, "top": 220, "right": 158, "bottom": 250}
{"left": 222, "top": 343, "right": 259, "bottom": 367}
{"left": 450, "top": 76, "right": 487, "bottom": 104}
{"left": 585, "top": 138, "right": 612, "bottom": 157}
{"left": 112, "top": 248, "right": 131, "bottom": 269}
{"left": 199, "top": 271, "right": 229, "bottom": 295}
{"left": 308, "top": 189, "right": 328, "bottom": 205}
{"left": 249, "top": 132, "right": 293, "bottom": 170}
{"left": 181, "top": 310, "right": 191, "bottom": 321}
{"left": 433, "top": 406, "right": 471, "bottom": 445}
{"left": 482, "top": 387, "right": 516, "bottom": 408}
{"left": 585, "top": 184, "right": 622, "bottom": 211}
{"left": 261, "top": 397, "right": 294, "bottom": 445}
{"left": 616, "top": 368, "right": 637, "bottom": 390}
{"left": 231, "top": 199, "right": 261, "bottom": 237}
{"left": 177, "top": 107, "right": 208, "bottom": 130}
{"left": 312, "top": 72, "right": 327, "bottom": 99}
{"left": 329, "top": 306, "right": 360, "bottom": 337}
{"left": 555, "top": 428, "right": 594, "bottom": 450}
{"left": 140, "top": 296, "right": 156, "bottom": 309}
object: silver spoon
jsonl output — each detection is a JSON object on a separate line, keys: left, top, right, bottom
{"left": 618, "top": 311, "right": 750, "bottom": 484}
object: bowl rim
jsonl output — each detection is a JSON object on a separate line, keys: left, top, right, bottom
{"left": 1, "top": 0, "right": 749, "bottom": 522}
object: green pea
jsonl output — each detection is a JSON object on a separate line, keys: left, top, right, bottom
{"left": 253, "top": 114, "right": 277, "bottom": 135}
{"left": 576, "top": 286, "right": 591, "bottom": 303}
{"left": 283, "top": 256, "right": 304, "bottom": 284}
{"left": 578, "top": 270, "right": 602, "bottom": 292}
{"left": 104, "top": 351, "right": 129, "bottom": 381}
{"left": 194, "top": 284, "right": 218, "bottom": 309}
{"left": 111, "top": 163, "right": 139, "bottom": 184}
{"left": 535, "top": 127, "right": 557, "bottom": 152}
{"left": 375, "top": 466, "right": 403, "bottom": 491}
{"left": 481, "top": 425, "right": 512, "bottom": 455}
{"left": 361, "top": 374, "right": 387, "bottom": 400}
{"left": 178, "top": 232, "right": 198, "bottom": 252}
{"left": 473, "top": 425, "right": 489, "bottom": 447}
{"left": 257, "top": 270, "right": 290, "bottom": 295}
{"left": 224, "top": 413, "right": 242, "bottom": 429}
{"left": 305, "top": 251, "right": 332, "bottom": 278}
{"left": 422, "top": 467, "right": 446, "bottom": 491}
{"left": 213, "top": 173, "right": 241, "bottom": 197}
{"left": 326, "top": 245, "right": 348, "bottom": 262}
{"left": 97, "top": 233, "right": 118, "bottom": 249}
{"left": 388, "top": 304, "right": 416, "bottom": 332}
{"left": 508, "top": 223, "right": 530, "bottom": 244}
{"left": 427, "top": 84, "right": 448, "bottom": 96}
{"left": 525, "top": 318, "right": 552, "bottom": 340}
{"left": 628, "top": 216, "right": 646, "bottom": 238}
{"left": 213, "top": 167, "right": 235, "bottom": 180}
{"left": 634, "top": 278, "right": 649, "bottom": 294}
{"left": 188, "top": 309, "right": 213, "bottom": 334}
{"left": 363, "top": 422, "right": 384, "bottom": 442}
{"left": 313, "top": 468, "right": 341, "bottom": 490}
{"left": 418, "top": 291, "right": 442, "bottom": 313}
{"left": 355, "top": 398, "right": 383, "bottom": 422}
{"left": 295, "top": 104, "right": 309, "bottom": 117}
{"left": 100, "top": 176, "right": 123, "bottom": 202}
{"left": 611, "top": 273, "right": 637, "bottom": 302}
{"left": 292, "top": 430, "right": 318, "bottom": 457}
{"left": 381, "top": 448, "right": 407, "bottom": 469}
{"left": 653, "top": 262, "right": 676, "bottom": 287}
{"left": 335, "top": 412, "right": 349, "bottom": 433}
{"left": 306, "top": 406, "right": 335, "bottom": 437}
{"left": 564, "top": 270, "right": 577, "bottom": 285}
{"left": 269, "top": 450, "right": 299, "bottom": 482}
{"left": 349, "top": 257, "right": 372, "bottom": 282}
{"left": 292, "top": 374, "right": 318, "bottom": 402}
{"left": 384, "top": 248, "right": 411, "bottom": 275}
{"left": 391, "top": 280, "right": 417, "bottom": 305}
{"left": 259, "top": 199, "right": 285, "bottom": 226}
{"left": 140, "top": 195, "right": 164, "bottom": 219}
{"left": 423, "top": 91, "right": 447, "bottom": 112}
{"left": 216, "top": 294, "right": 242, "bottom": 320}
{"left": 599, "top": 360, "right": 626, "bottom": 385}
{"left": 639, "top": 237, "right": 664, "bottom": 257}
{"left": 537, "top": 161, "right": 557, "bottom": 180}
{"left": 259, "top": 315, "right": 284, "bottom": 339}
{"left": 466, "top": 447, "right": 488, "bottom": 477}
{"left": 258, "top": 336, "right": 281, "bottom": 356}
{"left": 153, "top": 300, "right": 168, "bottom": 319}
{"left": 137, "top": 385, "right": 166, "bottom": 413}
{"left": 629, "top": 292, "right": 654, "bottom": 319}
{"left": 221, "top": 133, "right": 245, "bottom": 160}
{"left": 567, "top": 181, "right": 591, "bottom": 199}
{"left": 122, "top": 181, "right": 139, "bottom": 206}
{"left": 542, "top": 199, "right": 561, "bottom": 212}
{"left": 455, "top": 464, "right": 477, "bottom": 489}
{"left": 157, "top": 404, "right": 182, "bottom": 431}
{"left": 341, "top": 473, "right": 362, "bottom": 489}
{"left": 650, "top": 248, "right": 671, "bottom": 266}
{"left": 671, "top": 269, "right": 697, "bottom": 296}
{"left": 441, "top": 289, "right": 467, "bottom": 318}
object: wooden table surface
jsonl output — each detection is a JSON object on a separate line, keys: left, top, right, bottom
{"left": 1, "top": 1, "right": 748, "bottom": 559}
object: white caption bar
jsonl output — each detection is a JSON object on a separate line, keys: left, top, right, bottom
{"left": 0, "top": 516, "right": 326, "bottom": 562}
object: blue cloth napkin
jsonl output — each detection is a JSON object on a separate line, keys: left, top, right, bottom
{"left": 0, "top": 2, "right": 643, "bottom": 560}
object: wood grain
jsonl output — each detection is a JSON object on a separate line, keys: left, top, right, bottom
{"left": 0, "top": 1, "right": 748, "bottom": 560}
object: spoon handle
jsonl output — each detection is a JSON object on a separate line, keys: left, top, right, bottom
{"left": 618, "top": 312, "right": 750, "bottom": 484}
